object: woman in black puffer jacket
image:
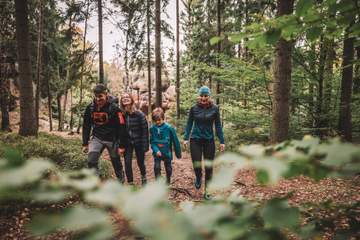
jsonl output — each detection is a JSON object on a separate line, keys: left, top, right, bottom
{"left": 120, "top": 93, "right": 149, "bottom": 185}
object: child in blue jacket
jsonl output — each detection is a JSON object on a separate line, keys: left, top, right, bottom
{"left": 150, "top": 108, "right": 181, "bottom": 184}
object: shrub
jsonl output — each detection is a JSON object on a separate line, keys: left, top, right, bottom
{"left": 0, "top": 132, "right": 112, "bottom": 178}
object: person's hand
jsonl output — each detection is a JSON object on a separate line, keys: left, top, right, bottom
{"left": 219, "top": 144, "right": 225, "bottom": 152}
{"left": 156, "top": 151, "right": 162, "bottom": 157}
{"left": 118, "top": 148, "right": 125, "bottom": 156}
{"left": 183, "top": 140, "right": 189, "bottom": 150}
{"left": 82, "top": 145, "right": 89, "bottom": 154}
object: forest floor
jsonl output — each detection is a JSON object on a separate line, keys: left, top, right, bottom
{"left": 1, "top": 110, "right": 359, "bottom": 239}
{"left": 2, "top": 133, "right": 359, "bottom": 239}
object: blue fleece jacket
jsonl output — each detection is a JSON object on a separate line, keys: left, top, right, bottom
{"left": 184, "top": 103, "right": 225, "bottom": 144}
{"left": 150, "top": 123, "right": 182, "bottom": 161}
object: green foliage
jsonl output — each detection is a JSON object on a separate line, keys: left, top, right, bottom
{"left": 296, "top": 0, "right": 314, "bottom": 17}
{"left": 0, "top": 137, "right": 359, "bottom": 239}
{"left": 0, "top": 132, "right": 112, "bottom": 178}
{"left": 29, "top": 205, "right": 113, "bottom": 239}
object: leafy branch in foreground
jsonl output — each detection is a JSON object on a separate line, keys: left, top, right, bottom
{"left": 0, "top": 136, "right": 359, "bottom": 239}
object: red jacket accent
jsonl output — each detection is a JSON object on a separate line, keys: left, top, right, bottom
{"left": 118, "top": 112, "right": 125, "bottom": 124}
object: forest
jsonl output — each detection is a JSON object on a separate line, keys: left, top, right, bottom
{"left": 0, "top": 0, "right": 359, "bottom": 239}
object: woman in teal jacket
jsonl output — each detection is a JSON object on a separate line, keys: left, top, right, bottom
{"left": 184, "top": 86, "right": 225, "bottom": 199}
{"left": 150, "top": 108, "right": 182, "bottom": 184}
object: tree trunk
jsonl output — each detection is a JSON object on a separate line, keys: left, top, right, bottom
{"left": 57, "top": 94, "right": 62, "bottom": 131}
{"left": 69, "top": 87, "right": 73, "bottom": 131}
{"left": 61, "top": 15, "right": 73, "bottom": 131}
{"left": 244, "top": 0, "right": 249, "bottom": 59}
{"left": 155, "top": 0, "right": 162, "bottom": 107}
{"left": 323, "top": 38, "right": 335, "bottom": 129}
{"left": 176, "top": 0, "right": 180, "bottom": 119}
{"left": 0, "top": 75, "right": 11, "bottom": 132}
{"left": 0, "top": 54, "right": 12, "bottom": 132}
{"left": 98, "top": 0, "right": 104, "bottom": 84}
{"left": 236, "top": 0, "right": 242, "bottom": 58}
{"left": 206, "top": 0, "right": 212, "bottom": 88}
{"left": 62, "top": 89, "right": 68, "bottom": 130}
{"left": 354, "top": 45, "right": 360, "bottom": 94}
{"left": 125, "top": 29, "right": 129, "bottom": 90}
{"left": 15, "top": 0, "right": 37, "bottom": 136}
{"left": 46, "top": 73, "right": 53, "bottom": 131}
{"left": 315, "top": 36, "right": 326, "bottom": 136}
{"left": 77, "top": 0, "right": 90, "bottom": 134}
{"left": 147, "top": 0, "right": 152, "bottom": 115}
{"left": 216, "top": 0, "right": 221, "bottom": 105}
{"left": 270, "top": 0, "right": 294, "bottom": 143}
{"left": 338, "top": 29, "right": 354, "bottom": 141}
{"left": 35, "top": 0, "right": 43, "bottom": 132}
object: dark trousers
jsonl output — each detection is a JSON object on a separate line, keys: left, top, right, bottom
{"left": 190, "top": 138, "right": 215, "bottom": 187}
{"left": 124, "top": 143, "right": 146, "bottom": 183}
{"left": 87, "top": 137, "right": 124, "bottom": 181}
{"left": 154, "top": 158, "right": 172, "bottom": 184}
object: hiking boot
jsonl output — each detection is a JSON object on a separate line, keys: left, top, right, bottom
{"left": 118, "top": 178, "right": 125, "bottom": 184}
{"left": 194, "top": 177, "right": 201, "bottom": 189}
{"left": 141, "top": 176, "right": 147, "bottom": 186}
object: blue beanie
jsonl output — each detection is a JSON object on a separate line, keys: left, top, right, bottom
{"left": 198, "top": 86, "right": 211, "bottom": 96}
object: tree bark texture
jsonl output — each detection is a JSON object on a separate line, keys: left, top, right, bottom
{"left": 147, "top": 0, "right": 152, "bottom": 115}
{"left": 35, "top": 0, "right": 44, "bottom": 131}
{"left": 155, "top": 0, "right": 162, "bottom": 107}
{"left": 15, "top": 0, "right": 37, "bottom": 136}
{"left": 338, "top": 30, "right": 354, "bottom": 141}
{"left": 98, "top": 0, "right": 104, "bottom": 84}
{"left": 176, "top": 0, "right": 180, "bottom": 119}
{"left": 270, "top": 0, "right": 294, "bottom": 143}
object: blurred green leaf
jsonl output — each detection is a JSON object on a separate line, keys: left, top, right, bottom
{"left": 239, "top": 144, "right": 266, "bottom": 158}
{"left": 261, "top": 198, "right": 300, "bottom": 229}
{"left": 0, "top": 158, "right": 54, "bottom": 188}
{"left": 228, "top": 33, "right": 245, "bottom": 43}
{"left": 256, "top": 169, "right": 270, "bottom": 185}
{"left": 210, "top": 36, "right": 224, "bottom": 45}
{"left": 28, "top": 205, "right": 112, "bottom": 236}
{"left": 182, "top": 203, "right": 231, "bottom": 231}
{"left": 32, "top": 189, "right": 68, "bottom": 203}
{"left": 296, "top": 0, "right": 314, "bottom": 16}
{"left": 85, "top": 180, "right": 128, "bottom": 206}
{"left": 208, "top": 164, "right": 238, "bottom": 191}
{"left": 316, "top": 143, "right": 360, "bottom": 167}
{"left": 216, "top": 153, "right": 248, "bottom": 166}
{"left": 1, "top": 148, "right": 24, "bottom": 167}
{"left": 306, "top": 27, "right": 322, "bottom": 41}
{"left": 265, "top": 28, "right": 281, "bottom": 44}
{"left": 74, "top": 224, "right": 114, "bottom": 240}
{"left": 122, "top": 181, "right": 167, "bottom": 218}
{"left": 291, "top": 136, "right": 320, "bottom": 150}
{"left": 252, "top": 157, "right": 289, "bottom": 184}
{"left": 59, "top": 169, "right": 100, "bottom": 191}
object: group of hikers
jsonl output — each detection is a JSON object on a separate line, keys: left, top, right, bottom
{"left": 82, "top": 84, "right": 225, "bottom": 199}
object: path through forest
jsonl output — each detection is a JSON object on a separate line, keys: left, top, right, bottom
{"left": 1, "top": 129, "right": 359, "bottom": 240}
